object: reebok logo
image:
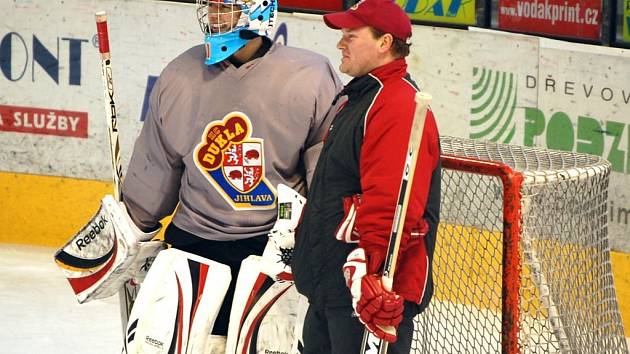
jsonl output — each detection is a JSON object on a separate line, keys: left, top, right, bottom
{"left": 75, "top": 215, "right": 108, "bottom": 250}
{"left": 144, "top": 336, "right": 164, "bottom": 349}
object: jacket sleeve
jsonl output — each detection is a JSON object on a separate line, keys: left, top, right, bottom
{"left": 122, "top": 76, "right": 184, "bottom": 231}
{"left": 302, "top": 60, "right": 344, "bottom": 188}
{"left": 356, "top": 90, "right": 440, "bottom": 267}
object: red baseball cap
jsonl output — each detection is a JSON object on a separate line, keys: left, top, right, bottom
{"left": 323, "top": 0, "right": 412, "bottom": 41}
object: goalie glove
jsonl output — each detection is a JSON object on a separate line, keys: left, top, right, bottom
{"left": 54, "top": 194, "right": 165, "bottom": 303}
{"left": 342, "top": 248, "right": 404, "bottom": 343}
{"left": 113, "top": 197, "right": 166, "bottom": 285}
{"left": 260, "top": 184, "right": 306, "bottom": 282}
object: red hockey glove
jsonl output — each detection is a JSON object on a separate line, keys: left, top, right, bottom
{"left": 364, "top": 318, "right": 399, "bottom": 343}
{"left": 356, "top": 275, "right": 404, "bottom": 327}
{"left": 342, "top": 248, "right": 404, "bottom": 343}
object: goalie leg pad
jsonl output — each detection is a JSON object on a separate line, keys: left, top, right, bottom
{"left": 123, "top": 248, "right": 231, "bottom": 354}
{"left": 226, "top": 255, "right": 306, "bottom": 354}
{"left": 53, "top": 195, "right": 163, "bottom": 303}
{"left": 117, "top": 240, "right": 168, "bottom": 323}
{"left": 203, "top": 335, "right": 226, "bottom": 354}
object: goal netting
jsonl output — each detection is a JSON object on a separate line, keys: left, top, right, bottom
{"left": 412, "top": 136, "right": 628, "bottom": 354}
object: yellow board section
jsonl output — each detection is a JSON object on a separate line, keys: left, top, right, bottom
{"left": 0, "top": 171, "right": 628, "bottom": 337}
{"left": 433, "top": 224, "right": 547, "bottom": 318}
{"left": 612, "top": 251, "right": 630, "bottom": 337}
{"left": 0, "top": 171, "right": 168, "bottom": 247}
{"left": 0, "top": 172, "right": 111, "bottom": 247}
{"left": 432, "top": 223, "right": 630, "bottom": 337}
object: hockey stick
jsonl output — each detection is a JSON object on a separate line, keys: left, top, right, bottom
{"left": 95, "top": 11, "right": 135, "bottom": 332}
{"left": 96, "top": 12, "right": 123, "bottom": 201}
{"left": 359, "top": 92, "right": 432, "bottom": 354}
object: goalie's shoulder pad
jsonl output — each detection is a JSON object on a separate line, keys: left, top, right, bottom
{"left": 53, "top": 195, "right": 163, "bottom": 303}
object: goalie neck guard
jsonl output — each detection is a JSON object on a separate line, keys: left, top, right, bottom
{"left": 196, "top": 0, "right": 278, "bottom": 65}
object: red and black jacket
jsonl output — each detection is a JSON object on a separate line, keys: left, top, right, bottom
{"left": 293, "top": 59, "right": 441, "bottom": 311}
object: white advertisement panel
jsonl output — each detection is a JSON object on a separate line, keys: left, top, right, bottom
{"left": 0, "top": 0, "right": 199, "bottom": 180}
{"left": 533, "top": 40, "right": 630, "bottom": 251}
{"left": 1, "top": 1, "right": 629, "bottom": 250}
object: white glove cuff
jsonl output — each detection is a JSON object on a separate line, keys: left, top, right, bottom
{"left": 103, "top": 195, "right": 161, "bottom": 243}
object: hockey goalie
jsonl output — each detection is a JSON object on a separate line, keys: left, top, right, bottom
{"left": 54, "top": 0, "right": 341, "bottom": 351}
{"left": 56, "top": 183, "right": 308, "bottom": 354}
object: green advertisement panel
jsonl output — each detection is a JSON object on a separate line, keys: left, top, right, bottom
{"left": 625, "top": 0, "right": 630, "bottom": 42}
{"left": 396, "top": 0, "right": 476, "bottom": 25}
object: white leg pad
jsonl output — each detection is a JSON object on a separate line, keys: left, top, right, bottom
{"left": 203, "top": 335, "right": 226, "bottom": 354}
{"left": 226, "top": 255, "right": 307, "bottom": 354}
{"left": 291, "top": 293, "right": 309, "bottom": 353}
{"left": 123, "top": 248, "right": 231, "bottom": 354}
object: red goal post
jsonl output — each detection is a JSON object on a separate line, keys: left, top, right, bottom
{"left": 412, "top": 136, "right": 628, "bottom": 354}
{"left": 441, "top": 154, "right": 523, "bottom": 354}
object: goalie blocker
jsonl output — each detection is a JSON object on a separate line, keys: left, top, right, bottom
{"left": 54, "top": 195, "right": 166, "bottom": 303}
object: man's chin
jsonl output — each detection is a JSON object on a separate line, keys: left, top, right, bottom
{"left": 339, "top": 63, "right": 350, "bottom": 76}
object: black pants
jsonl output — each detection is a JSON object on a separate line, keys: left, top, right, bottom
{"left": 164, "top": 223, "right": 267, "bottom": 335}
{"left": 302, "top": 302, "right": 416, "bottom": 354}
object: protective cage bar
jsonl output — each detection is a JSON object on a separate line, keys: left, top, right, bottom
{"left": 412, "top": 136, "right": 628, "bottom": 354}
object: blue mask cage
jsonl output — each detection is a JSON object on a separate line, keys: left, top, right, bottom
{"left": 197, "top": 0, "right": 278, "bottom": 65}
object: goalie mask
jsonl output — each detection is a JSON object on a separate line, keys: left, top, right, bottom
{"left": 196, "top": 0, "right": 278, "bottom": 65}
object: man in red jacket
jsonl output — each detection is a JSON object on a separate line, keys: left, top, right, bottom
{"left": 291, "top": 0, "right": 442, "bottom": 353}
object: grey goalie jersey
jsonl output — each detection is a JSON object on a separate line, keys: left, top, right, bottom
{"left": 122, "top": 42, "right": 343, "bottom": 241}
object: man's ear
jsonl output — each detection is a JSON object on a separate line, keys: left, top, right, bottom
{"left": 378, "top": 33, "right": 394, "bottom": 54}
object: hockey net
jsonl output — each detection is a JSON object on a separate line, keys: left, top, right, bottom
{"left": 412, "top": 136, "right": 628, "bottom": 354}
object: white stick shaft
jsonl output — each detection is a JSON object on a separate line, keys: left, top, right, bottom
{"left": 382, "top": 92, "right": 432, "bottom": 288}
{"left": 96, "top": 11, "right": 122, "bottom": 201}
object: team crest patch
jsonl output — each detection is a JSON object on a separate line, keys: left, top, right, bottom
{"left": 194, "top": 112, "right": 276, "bottom": 210}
